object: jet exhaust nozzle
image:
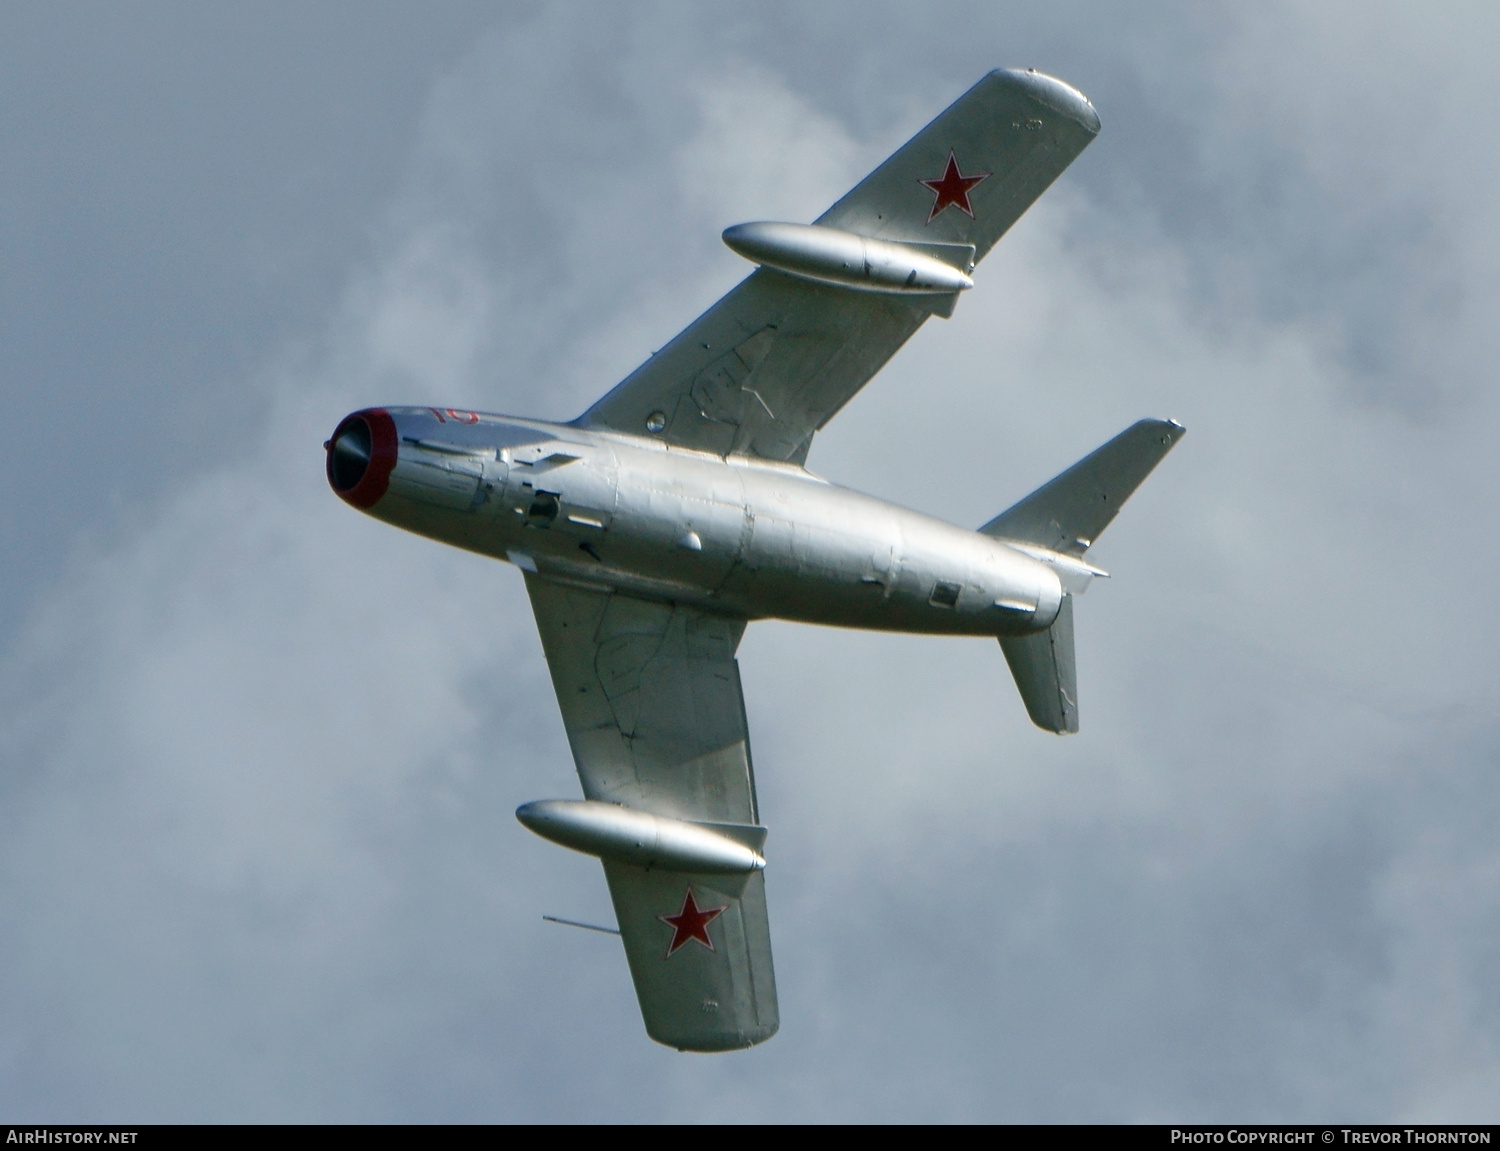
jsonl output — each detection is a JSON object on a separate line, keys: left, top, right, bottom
{"left": 723, "top": 221, "right": 974, "bottom": 296}
{"left": 516, "top": 799, "right": 767, "bottom": 874}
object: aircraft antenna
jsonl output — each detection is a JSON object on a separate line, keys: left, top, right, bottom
{"left": 542, "top": 915, "right": 621, "bottom": 937}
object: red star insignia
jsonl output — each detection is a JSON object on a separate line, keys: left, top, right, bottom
{"left": 658, "top": 888, "right": 727, "bottom": 957}
{"left": 920, "top": 150, "right": 990, "bottom": 222}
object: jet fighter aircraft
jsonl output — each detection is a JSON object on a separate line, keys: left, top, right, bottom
{"left": 326, "top": 69, "right": 1182, "bottom": 1052}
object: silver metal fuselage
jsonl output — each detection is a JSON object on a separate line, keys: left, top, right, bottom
{"left": 339, "top": 406, "right": 1064, "bottom": 637}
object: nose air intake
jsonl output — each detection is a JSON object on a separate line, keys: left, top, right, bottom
{"left": 325, "top": 409, "right": 398, "bottom": 509}
{"left": 329, "top": 420, "right": 371, "bottom": 489}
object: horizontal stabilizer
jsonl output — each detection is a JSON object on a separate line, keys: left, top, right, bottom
{"left": 981, "top": 419, "right": 1185, "bottom": 556}
{"left": 1000, "top": 592, "right": 1078, "bottom": 733}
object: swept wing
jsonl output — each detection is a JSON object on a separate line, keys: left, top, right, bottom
{"left": 576, "top": 68, "right": 1100, "bottom": 464}
{"left": 524, "top": 574, "right": 776, "bottom": 1051}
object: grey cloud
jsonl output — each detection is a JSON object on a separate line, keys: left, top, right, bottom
{"left": 0, "top": 1, "right": 1497, "bottom": 1122}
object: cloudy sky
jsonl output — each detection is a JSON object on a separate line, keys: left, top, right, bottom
{"left": 2, "top": 1, "right": 1497, "bottom": 1123}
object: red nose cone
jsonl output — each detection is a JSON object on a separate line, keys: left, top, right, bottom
{"left": 326, "top": 409, "right": 398, "bottom": 509}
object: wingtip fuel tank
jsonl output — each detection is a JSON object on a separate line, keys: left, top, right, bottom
{"left": 723, "top": 221, "right": 974, "bottom": 295}
{"left": 516, "top": 800, "right": 767, "bottom": 875}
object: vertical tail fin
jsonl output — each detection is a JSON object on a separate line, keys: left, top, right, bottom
{"left": 999, "top": 593, "right": 1078, "bottom": 734}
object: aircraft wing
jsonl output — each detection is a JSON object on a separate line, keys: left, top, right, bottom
{"left": 576, "top": 68, "right": 1100, "bottom": 464}
{"left": 523, "top": 573, "right": 778, "bottom": 1051}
